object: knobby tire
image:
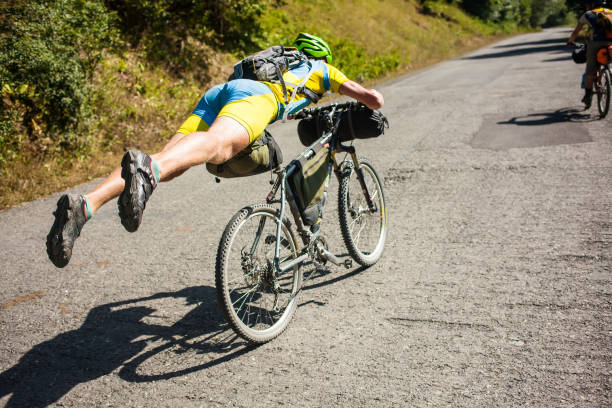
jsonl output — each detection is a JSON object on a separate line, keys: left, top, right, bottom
{"left": 338, "top": 158, "right": 388, "bottom": 266}
{"left": 597, "top": 66, "right": 611, "bottom": 118}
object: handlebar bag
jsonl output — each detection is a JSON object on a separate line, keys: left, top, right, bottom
{"left": 297, "top": 114, "right": 323, "bottom": 147}
{"left": 572, "top": 44, "right": 587, "bottom": 64}
{"left": 206, "top": 130, "right": 283, "bottom": 178}
{"left": 336, "top": 105, "right": 389, "bottom": 142}
{"left": 297, "top": 105, "right": 389, "bottom": 147}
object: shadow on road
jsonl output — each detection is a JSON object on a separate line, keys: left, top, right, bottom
{"left": 463, "top": 36, "right": 571, "bottom": 60}
{"left": 498, "top": 107, "right": 597, "bottom": 125}
{"left": 492, "top": 37, "right": 570, "bottom": 48}
{"left": 0, "top": 261, "right": 374, "bottom": 406}
{"left": 471, "top": 107, "right": 596, "bottom": 150}
{"left": 301, "top": 264, "right": 369, "bottom": 292}
{"left": 0, "top": 286, "right": 254, "bottom": 407}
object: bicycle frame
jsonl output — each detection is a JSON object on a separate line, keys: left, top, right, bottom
{"left": 214, "top": 101, "right": 388, "bottom": 344}
{"left": 264, "top": 103, "right": 379, "bottom": 274}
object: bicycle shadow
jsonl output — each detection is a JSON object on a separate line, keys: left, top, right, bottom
{"left": 471, "top": 107, "right": 598, "bottom": 150}
{"left": 497, "top": 107, "right": 597, "bottom": 126}
{"left": 0, "top": 286, "right": 254, "bottom": 407}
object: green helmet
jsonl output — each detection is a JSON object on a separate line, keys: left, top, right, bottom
{"left": 293, "top": 33, "right": 333, "bottom": 63}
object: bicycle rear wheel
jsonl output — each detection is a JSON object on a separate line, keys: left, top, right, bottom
{"left": 216, "top": 204, "right": 301, "bottom": 344}
{"left": 338, "top": 158, "right": 388, "bottom": 266}
{"left": 596, "top": 66, "right": 610, "bottom": 118}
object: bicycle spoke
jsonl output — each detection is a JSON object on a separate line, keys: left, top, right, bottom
{"left": 239, "top": 289, "right": 256, "bottom": 327}
{"left": 352, "top": 216, "right": 367, "bottom": 245}
{"left": 231, "top": 284, "right": 258, "bottom": 307}
{"left": 233, "top": 284, "right": 259, "bottom": 310}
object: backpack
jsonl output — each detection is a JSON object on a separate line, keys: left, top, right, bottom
{"left": 594, "top": 8, "right": 612, "bottom": 40}
{"left": 228, "top": 45, "right": 324, "bottom": 106}
{"left": 206, "top": 131, "right": 283, "bottom": 179}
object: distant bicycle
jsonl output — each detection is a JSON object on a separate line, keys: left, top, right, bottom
{"left": 594, "top": 43, "right": 611, "bottom": 118}
{"left": 215, "top": 101, "right": 389, "bottom": 344}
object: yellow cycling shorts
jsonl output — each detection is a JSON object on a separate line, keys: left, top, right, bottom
{"left": 176, "top": 79, "right": 279, "bottom": 143}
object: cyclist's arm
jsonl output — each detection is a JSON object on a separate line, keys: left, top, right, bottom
{"left": 338, "top": 80, "right": 384, "bottom": 109}
{"left": 568, "top": 22, "right": 586, "bottom": 43}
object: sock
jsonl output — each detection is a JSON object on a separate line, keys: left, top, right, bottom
{"left": 82, "top": 195, "right": 93, "bottom": 220}
{"left": 151, "top": 159, "right": 161, "bottom": 183}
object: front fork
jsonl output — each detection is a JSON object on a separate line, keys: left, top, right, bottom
{"left": 335, "top": 147, "right": 378, "bottom": 214}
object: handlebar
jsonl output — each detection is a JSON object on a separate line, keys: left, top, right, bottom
{"left": 567, "top": 41, "right": 584, "bottom": 49}
{"left": 290, "top": 101, "right": 365, "bottom": 120}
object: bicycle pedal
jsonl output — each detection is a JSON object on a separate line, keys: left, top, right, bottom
{"left": 343, "top": 259, "right": 353, "bottom": 269}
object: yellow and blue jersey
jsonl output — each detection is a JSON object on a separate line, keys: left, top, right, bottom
{"left": 263, "top": 60, "right": 349, "bottom": 116}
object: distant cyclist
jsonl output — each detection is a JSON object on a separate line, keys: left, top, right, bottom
{"left": 567, "top": 0, "right": 612, "bottom": 108}
{"left": 47, "top": 33, "right": 385, "bottom": 268}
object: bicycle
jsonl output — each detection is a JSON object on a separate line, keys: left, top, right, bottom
{"left": 214, "top": 101, "right": 388, "bottom": 344}
{"left": 570, "top": 41, "right": 611, "bottom": 118}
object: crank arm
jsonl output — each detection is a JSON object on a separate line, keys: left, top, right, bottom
{"left": 319, "top": 248, "right": 353, "bottom": 269}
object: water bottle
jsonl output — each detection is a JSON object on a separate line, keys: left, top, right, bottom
{"left": 581, "top": 73, "right": 586, "bottom": 89}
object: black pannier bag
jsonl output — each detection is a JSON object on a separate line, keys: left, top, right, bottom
{"left": 206, "top": 130, "right": 283, "bottom": 178}
{"left": 572, "top": 44, "right": 587, "bottom": 64}
{"left": 297, "top": 104, "right": 389, "bottom": 147}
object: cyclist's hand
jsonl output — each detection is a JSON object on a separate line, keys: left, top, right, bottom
{"left": 365, "top": 89, "right": 384, "bottom": 110}
{"left": 290, "top": 111, "right": 308, "bottom": 120}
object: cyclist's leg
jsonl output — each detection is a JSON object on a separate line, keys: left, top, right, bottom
{"left": 46, "top": 127, "right": 206, "bottom": 267}
{"left": 152, "top": 81, "right": 279, "bottom": 181}
{"left": 152, "top": 116, "right": 251, "bottom": 181}
{"left": 86, "top": 81, "right": 278, "bottom": 215}
{"left": 116, "top": 83, "right": 277, "bottom": 232}
{"left": 584, "top": 41, "right": 610, "bottom": 101}
{"left": 84, "top": 128, "right": 215, "bottom": 214}
{"left": 84, "top": 128, "right": 213, "bottom": 214}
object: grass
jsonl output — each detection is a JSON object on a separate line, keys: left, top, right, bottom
{"left": 0, "top": 0, "right": 526, "bottom": 210}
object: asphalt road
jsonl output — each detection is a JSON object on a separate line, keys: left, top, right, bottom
{"left": 0, "top": 28, "right": 610, "bottom": 407}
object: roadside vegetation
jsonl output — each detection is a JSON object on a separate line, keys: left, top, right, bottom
{"left": 0, "top": 0, "right": 579, "bottom": 209}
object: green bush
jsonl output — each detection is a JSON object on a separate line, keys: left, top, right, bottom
{"left": 105, "top": 0, "right": 273, "bottom": 65}
{"left": 0, "top": 0, "right": 118, "bottom": 165}
{"left": 328, "top": 37, "right": 402, "bottom": 82}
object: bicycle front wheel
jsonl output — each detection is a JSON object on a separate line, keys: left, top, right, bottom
{"left": 338, "top": 158, "right": 388, "bottom": 266}
{"left": 216, "top": 204, "right": 302, "bottom": 344}
{"left": 597, "top": 66, "right": 610, "bottom": 118}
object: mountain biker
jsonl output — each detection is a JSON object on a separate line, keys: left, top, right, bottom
{"left": 47, "top": 33, "right": 385, "bottom": 268}
{"left": 567, "top": 0, "right": 612, "bottom": 108}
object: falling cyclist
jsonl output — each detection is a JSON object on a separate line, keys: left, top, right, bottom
{"left": 47, "top": 33, "right": 384, "bottom": 268}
